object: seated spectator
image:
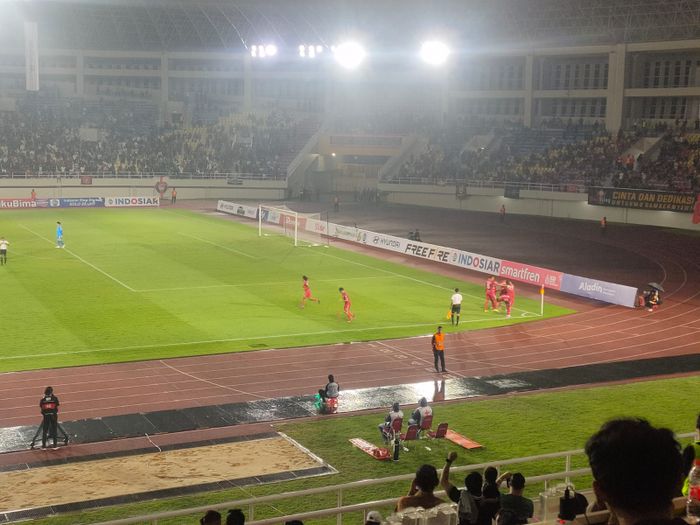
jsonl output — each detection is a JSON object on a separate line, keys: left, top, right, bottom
{"left": 409, "top": 397, "right": 432, "bottom": 426}
{"left": 440, "top": 451, "right": 485, "bottom": 525}
{"left": 497, "top": 473, "right": 533, "bottom": 525}
{"left": 318, "top": 374, "right": 339, "bottom": 402}
{"left": 585, "top": 418, "right": 684, "bottom": 525}
{"left": 397, "top": 464, "right": 445, "bottom": 512}
{"left": 226, "top": 509, "right": 245, "bottom": 525}
{"left": 644, "top": 289, "right": 661, "bottom": 311}
{"left": 200, "top": 510, "right": 222, "bottom": 525}
{"left": 378, "top": 402, "right": 404, "bottom": 441}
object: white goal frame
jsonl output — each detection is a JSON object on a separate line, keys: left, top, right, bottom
{"left": 258, "top": 204, "right": 323, "bottom": 247}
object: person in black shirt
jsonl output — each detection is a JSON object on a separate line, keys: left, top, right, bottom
{"left": 30, "top": 386, "right": 69, "bottom": 449}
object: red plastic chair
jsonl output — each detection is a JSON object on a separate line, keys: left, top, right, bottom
{"left": 400, "top": 424, "right": 420, "bottom": 450}
{"left": 383, "top": 417, "right": 403, "bottom": 442}
{"left": 428, "top": 422, "right": 449, "bottom": 439}
{"left": 418, "top": 414, "right": 433, "bottom": 438}
{"left": 325, "top": 397, "right": 339, "bottom": 414}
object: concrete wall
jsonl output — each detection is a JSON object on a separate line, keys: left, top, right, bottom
{"left": 380, "top": 183, "right": 700, "bottom": 231}
{"left": 0, "top": 177, "right": 286, "bottom": 201}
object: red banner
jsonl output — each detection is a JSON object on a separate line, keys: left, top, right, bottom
{"left": 499, "top": 260, "right": 563, "bottom": 290}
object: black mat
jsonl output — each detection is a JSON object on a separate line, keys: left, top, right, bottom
{"left": 1, "top": 353, "right": 698, "bottom": 456}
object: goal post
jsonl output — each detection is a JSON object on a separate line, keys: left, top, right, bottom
{"left": 258, "top": 204, "right": 325, "bottom": 246}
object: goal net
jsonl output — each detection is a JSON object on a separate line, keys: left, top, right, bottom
{"left": 258, "top": 204, "right": 326, "bottom": 246}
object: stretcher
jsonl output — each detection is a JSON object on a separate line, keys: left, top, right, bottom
{"left": 445, "top": 429, "right": 482, "bottom": 449}
{"left": 349, "top": 438, "right": 392, "bottom": 460}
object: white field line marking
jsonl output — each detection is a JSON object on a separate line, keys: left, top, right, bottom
{"left": 0, "top": 318, "right": 508, "bottom": 361}
{"left": 322, "top": 250, "right": 536, "bottom": 316}
{"left": 158, "top": 360, "right": 267, "bottom": 400}
{"left": 136, "top": 275, "right": 390, "bottom": 293}
{"left": 20, "top": 224, "right": 136, "bottom": 292}
{"left": 179, "top": 232, "right": 256, "bottom": 259}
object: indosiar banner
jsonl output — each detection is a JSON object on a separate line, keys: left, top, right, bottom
{"left": 588, "top": 187, "right": 696, "bottom": 212}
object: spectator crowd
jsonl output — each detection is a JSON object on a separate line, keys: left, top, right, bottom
{"left": 0, "top": 96, "right": 316, "bottom": 179}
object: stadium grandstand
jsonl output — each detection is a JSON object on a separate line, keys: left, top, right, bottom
{"left": 0, "top": 1, "right": 699, "bottom": 525}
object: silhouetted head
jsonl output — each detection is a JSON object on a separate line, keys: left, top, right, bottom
{"left": 419, "top": 397, "right": 428, "bottom": 407}
{"left": 414, "top": 464, "right": 439, "bottom": 493}
{"left": 44, "top": 386, "right": 53, "bottom": 396}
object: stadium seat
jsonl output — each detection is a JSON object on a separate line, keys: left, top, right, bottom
{"left": 325, "top": 397, "right": 339, "bottom": 414}
{"left": 428, "top": 422, "right": 448, "bottom": 439}
{"left": 400, "top": 424, "right": 420, "bottom": 450}
{"left": 417, "top": 414, "right": 433, "bottom": 438}
{"left": 382, "top": 416, "right": 404, "bottom": 443}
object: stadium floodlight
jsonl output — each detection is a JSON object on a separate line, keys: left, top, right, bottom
{"left": 420, "top": 41, "right": 450, "bottom": 66}
{"left": 251, "top": 44, "right": 277, "bottom": 58}
{"left": 333, "top": 41, "right": 366, "bottom": 69}
{"left": 299, "top": 44, "right": 324, "bottom": 59}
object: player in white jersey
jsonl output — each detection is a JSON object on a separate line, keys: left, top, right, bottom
{"left": 450, "top": 288, "right": 463, "bottom": 326}
{"left": 0, "top": 237, "right": 8, "bottom": 265}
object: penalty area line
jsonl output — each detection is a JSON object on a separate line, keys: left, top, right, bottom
{"left": 20, "top": 224, "right": 136, "bottom": 292}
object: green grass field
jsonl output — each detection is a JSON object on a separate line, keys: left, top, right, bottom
{"left": 23, "top": 375, "right": 699, "bottom": 525}
{"left": 0, "top": 207, "right": 574, "bottom": 372}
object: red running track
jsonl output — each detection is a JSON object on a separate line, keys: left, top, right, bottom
{"left": 1, "top": 206, "right": 699, "bottom": 430}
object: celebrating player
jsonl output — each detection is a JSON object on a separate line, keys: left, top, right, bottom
{"left": 339, "top": 287, "right": 354, "bottom": 322}
{"left": 497, "top": 279, "right": 515, "bottom": 319}
{"left": 484, "top": 275, "right": 498, "bottom": 312}
{"left": 300, "top": 275, "right": 320, "bottom": 308}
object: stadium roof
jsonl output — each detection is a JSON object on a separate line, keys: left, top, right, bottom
{"left": 2, "top": 0, "right": 700, "bottom": 53}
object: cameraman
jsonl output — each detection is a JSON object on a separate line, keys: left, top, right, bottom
{"left": 39, "top": 386, "right": 69, "bottom": 449}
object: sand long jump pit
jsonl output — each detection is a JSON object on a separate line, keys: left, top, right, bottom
{"left": 0, "top": 433, "right": 334, "bottom": 521}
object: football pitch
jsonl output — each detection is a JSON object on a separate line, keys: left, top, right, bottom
{"left": 0, "top": 208, "right": 575, "bottom": 372}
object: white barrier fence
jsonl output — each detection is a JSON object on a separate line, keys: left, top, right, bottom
{"left": 91, "top": 433, "right": 693, "bottom": 525}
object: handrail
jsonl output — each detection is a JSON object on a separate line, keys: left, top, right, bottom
{"left": 88, "top": 434, "right": 694, "bottom": 525}
{"left": 0, "top": 172, "right": 280, "bottom": 181}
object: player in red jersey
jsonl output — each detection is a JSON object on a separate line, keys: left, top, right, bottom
{"left": 300, "top": 275, "right": 320, "bottom": 308}
{"left": 497, "top": 279, "right": 515, "bottom": 319}
{"left": 339, "top": 287, "right": 355, "bottom": 322}
{"left": 484, "top": 275, "right": 498, "bottom": 312}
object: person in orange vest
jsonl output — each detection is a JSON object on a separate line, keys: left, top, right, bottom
{"left": 432, "top": 325, "right": 446, "bottom": 373}
{"left": 30, "top": 188, "right": 36, "bottom": 201}
{"left": 600, "top": 216, "right": 607, "bottom": 236}
{"left": 171, "top": 188, "right": 177, "bottom": 204}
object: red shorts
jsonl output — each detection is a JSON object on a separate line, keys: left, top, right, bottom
{"left": 304, "top": 290, "right": 312, "bottom": 298}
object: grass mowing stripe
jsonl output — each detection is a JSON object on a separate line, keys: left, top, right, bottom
{"left": 136, "top": 275, "right": 395, "bottom": 293}
{"left": 178, "top": 232, "right": 256, "bottom": 259}
{"left": 20, "top": 224, "right": 137, "bottom": 292}
{"left": 0, "top": 318, "right": 506, "bottom": 361}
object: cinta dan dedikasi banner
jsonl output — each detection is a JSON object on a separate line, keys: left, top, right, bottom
{"left": 588, "top": 187, "right": 696, "bottom": 212}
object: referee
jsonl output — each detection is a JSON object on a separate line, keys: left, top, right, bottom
{"left": 450, "top": 288, "right": 463, "bottom": 326}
